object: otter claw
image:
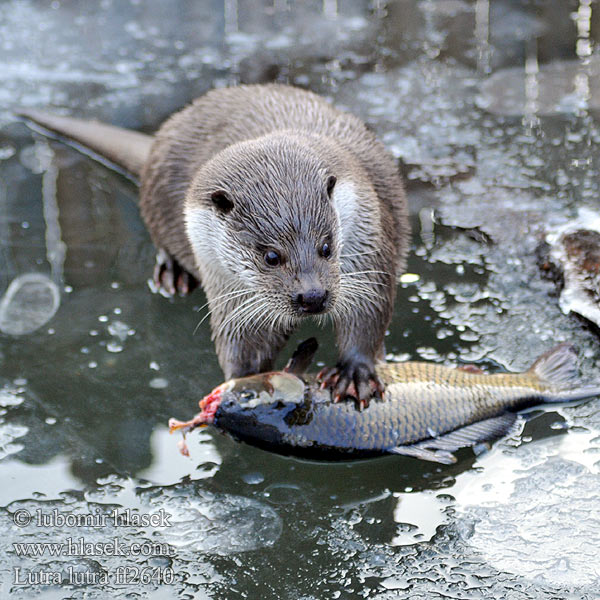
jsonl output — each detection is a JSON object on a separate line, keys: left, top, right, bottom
{"left": 152, "top": 249, "right": 199, "bottom": 297}
{"left": 317, "top": 367, "right": 339, "bottom": 389}
{"left": 320, "top": 362, "right": 384, "bottom": 409}
{"left": 372, "top": 378, "right": 385, "bottom": 399}
{"left": 333, "top": 376, "right": 352, "bottom": 403}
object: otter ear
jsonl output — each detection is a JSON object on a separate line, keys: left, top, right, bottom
{"left": 326, "top": 175, "right": 337, "bottom": 198}
{"left": 211, "top": 190, "right": 234, "bottom": 213}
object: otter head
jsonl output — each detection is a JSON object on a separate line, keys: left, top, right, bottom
{"left": 185, "top": 133, "right": 345, "bottom": 328}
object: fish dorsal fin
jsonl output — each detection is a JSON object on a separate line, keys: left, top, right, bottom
{"left": 283, "top": 338, "right": 319, "bottom": 376}
{"left": 390, "top": 413, "right": 519, "bottom": 464}
{"left": 528, "top": 342, "right": 579, "bottom": 387}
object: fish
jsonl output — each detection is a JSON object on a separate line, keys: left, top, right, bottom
{"left": 169, "top": 338, "right": 600, "bottom": 464}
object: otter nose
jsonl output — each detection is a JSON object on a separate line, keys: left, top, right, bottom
{"left": 297, "top": 289, "right": 328, "bottom": 314}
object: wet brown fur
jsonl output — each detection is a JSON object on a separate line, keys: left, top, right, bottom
{"left": 20, "top": 84, "right": 410, "bottom": 384}
{"left": 141, "top": 84, "right": 409, "bottom": 380}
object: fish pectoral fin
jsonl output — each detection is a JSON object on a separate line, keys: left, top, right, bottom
{"left": 390, "top": 413, "right": 519, "bottom": 464}
{"left": 389, "top": 445, "right": 458, "bottom": 464}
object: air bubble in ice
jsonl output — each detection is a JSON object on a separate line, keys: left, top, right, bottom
{"left": 0, "top": 273, "right": 60, "bottom": 335}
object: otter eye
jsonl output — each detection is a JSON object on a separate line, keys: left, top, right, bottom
{"left": 326, "top": 175, "right": 337, "bottom": 198}
{"left": 320, "top": 242, "right": 332, "bottom": 259}
{"left": 211, "top": 190, "right": 233, "bottom": 213}
{"left": 264, "top": 250, "right": 282, "bottom": 267}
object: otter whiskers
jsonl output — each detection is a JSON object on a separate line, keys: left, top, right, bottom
{"left": 340, "top": 248, "right": 381, "bottom": 259}
{"left": 216, "top": 293, "right": 265, "bottom": 338}
{"left": 233, "top": 297, "right": 273, "bottom": 337}
{"left": 331, "top": 272, "right": 387, "bottom": 323}
{"left": 253, "top": 298, "right": 297, "bottom": 336}
{"left": 194, "top": 288, "right": 255, "bottom": 334}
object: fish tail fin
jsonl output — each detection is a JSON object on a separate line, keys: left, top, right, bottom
{"left": 16, "top": 109, "right": 153, "bottom": 178}
{"left": 528, "top": 342, "right": 600, "bottom": 401}
{"left": 528, "top": 342, "right": 579, "bottom": 387}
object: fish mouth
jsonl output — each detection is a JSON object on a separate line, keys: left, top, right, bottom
{"left": 169, "top": 381, "right": 229, "bottom": 434}
{"left": 168, "top": 382, "right": 231, "bottom": 457}
{"left": 198, "top": 382, "right": 228, "bottom": 422}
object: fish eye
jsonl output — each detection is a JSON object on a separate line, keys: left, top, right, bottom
{"left": 264, "top": 250, "right": 282, "bottom": 267}
{"left": 240, "top": 390, "right": 257, "bottom": 401}
{"left": 319, "top": 242, "right": 332, "bottom": 259}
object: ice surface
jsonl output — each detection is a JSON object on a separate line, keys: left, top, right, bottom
{"left": 145, "top": 490, "right": 282, "bottom": 554}
{"left": 2, "top": 0, "right": 600, "bottom": 599}
{"left": 479, "top": 56, "right": 600, "bottom": 116}
{"left": 455, "top": 432, "right": 600, "bottom": 587}
{"left": 0, "top": 274, "right": 60, "bottom": 335}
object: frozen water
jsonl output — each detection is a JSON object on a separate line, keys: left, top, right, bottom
{"left": 479, "top": 56, "right": 600, "bottom": 116}
{"left": 335, "top": 59, "right": 481, "bottom": 181}
{"left": 0, "top": 274, "right": 60, "bottom": 335}
{"left": 145, "top": 490, "right": 282, "bottom": 554}
{"left": 0, "top": 384, "right": 28, "bottom": 460}
{"left": 1, "top": 0, "right": 600, "bottom": 599}
{"left": 0, "top": 422, "right": 28, "bottom": 461}
{"left": 455, "top": 433, "right": 600, "bottom": 587}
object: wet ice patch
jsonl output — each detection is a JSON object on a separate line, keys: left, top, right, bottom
{"left": 479, "top": 56, "right": 600, "bottom": 116}
{"left": 334, "top": 60, "right": 480, "bottom": 183}
{"left": 0, "top": 423, "right": 28, "bottom": 460}
{"left": 136, "top": 427, "right": 220, "bottom": 486}
{"left": 0, "top": 273, "right": 60, "bottom": 335}
{"left": 1, "top": 479, "right": 279, "bottom": 596}
{"left": 455, "top": 432, "right": 600, "bottom": 587}
{"left": 148, "top": 377, "right": 168, "bottom": 389}
{"left": 107, "top": 320, "right": 133, "bottom": 342}
{"left": 391, "top": 492, "right": 449, "bottom": 546}
{"left": 87, "top": 476, "right": 282, "bottom": 556}
{"left": 0, "top": 384, "right": 27, "bottom": 460}
{"left": 19, "top": 141, "right": 54, "bottom": 173}
{"left": 0, "top": 385, "right": 25, "bottom": 408}
{"left": 145, "top": 490, "right": 282, "bottom": 555}
{"left": 0, "top": 455, "right": 84, "bottom": 505}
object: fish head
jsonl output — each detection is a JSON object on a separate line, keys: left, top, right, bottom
{"left": 169, "top": 340, "right": 319, "bottom": 445}
{"left": 197, "top": 371, "right": 307, "bottom": 426}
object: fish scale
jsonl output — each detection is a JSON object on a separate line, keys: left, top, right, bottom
{"left": 277, "top": 370, "right": 562, "bottom": 451}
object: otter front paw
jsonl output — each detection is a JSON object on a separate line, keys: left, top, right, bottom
{"left": 151, "top": 249, "right": 199, "bottom": 297}
{"left": 318, "top": 359, "right": 384, "bottom": 410}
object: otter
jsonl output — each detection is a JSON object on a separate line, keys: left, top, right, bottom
{"left": 18, "top": 84, "right": 409, "bottom": 405}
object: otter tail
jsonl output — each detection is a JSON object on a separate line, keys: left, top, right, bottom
{"left": 16, "top": 109, "right": 153, "bottom": 179}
